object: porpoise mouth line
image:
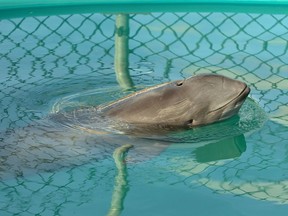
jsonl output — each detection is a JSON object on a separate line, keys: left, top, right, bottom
{"left": 208, "top": 85, "right": 250, "bottom": 114}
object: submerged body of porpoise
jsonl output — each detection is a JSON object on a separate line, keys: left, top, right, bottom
{"left": 0, "top": 74, "right": 250, "bottom": 179}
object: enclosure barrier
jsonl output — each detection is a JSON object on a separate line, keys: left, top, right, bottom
{"left": 0, "top": 11, "right": 288, "bottom": 214}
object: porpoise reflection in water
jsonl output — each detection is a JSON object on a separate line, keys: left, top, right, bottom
{"left": 0, "top": 74, "right": 250, "bottom": 179}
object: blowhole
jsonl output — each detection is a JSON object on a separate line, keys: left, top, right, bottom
{"left": 176, "top": 81, "right": 184, "bottom": 86}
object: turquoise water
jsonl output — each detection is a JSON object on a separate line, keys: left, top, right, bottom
{"left": 1, "top": 12, "right": 288, "bottom": 216}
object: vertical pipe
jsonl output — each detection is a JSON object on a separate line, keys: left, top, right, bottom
{"left": 106, "top": 144, "right": 133, "bottom": 216}
{"left": 114, "top": 14, "right": 134, "bottom": 90}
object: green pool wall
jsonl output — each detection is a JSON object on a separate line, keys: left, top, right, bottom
{"left": 1, "top": 0, "right": 288, "bottom": 19}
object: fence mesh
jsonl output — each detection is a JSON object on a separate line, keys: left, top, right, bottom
{"left": 0, "top": 12, "right": 288, "bottom": 215}
{"left": 1, "top": 13, "right": 287, "bottom": 126}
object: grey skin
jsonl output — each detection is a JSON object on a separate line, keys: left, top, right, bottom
{"left": 98, "top": 74, "right": 250, "bottom": 128}
{"left": 0, "top": 73, "right": 250, "bottom": 179}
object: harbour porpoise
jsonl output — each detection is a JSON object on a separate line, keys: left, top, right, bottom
{"left": 97, "top": 73, "right": 250, "bottom": 129}
{"left": 0, "top": 73, "right": 251, "bottom": 179}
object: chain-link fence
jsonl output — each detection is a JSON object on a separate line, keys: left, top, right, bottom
{"left": 0, "top": 12, "right": 288, "bottom": 215}
{"left": 1, "top": 13, "right": 287, "bottom": 127}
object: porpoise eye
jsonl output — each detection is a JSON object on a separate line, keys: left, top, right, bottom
{"left": 176, "top": 81, "right": 183, "bottom": 86}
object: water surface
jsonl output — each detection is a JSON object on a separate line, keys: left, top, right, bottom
{"left": 0, "top": 12, "right": 288, "bottom": 216}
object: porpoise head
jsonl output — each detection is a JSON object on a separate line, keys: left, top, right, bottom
{"left": 100, "top": 74, "right": 250, "bottom": 128}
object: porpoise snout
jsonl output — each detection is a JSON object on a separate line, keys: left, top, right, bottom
{"left": 219, "top": 81, "right": 250, "bottom": 120}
